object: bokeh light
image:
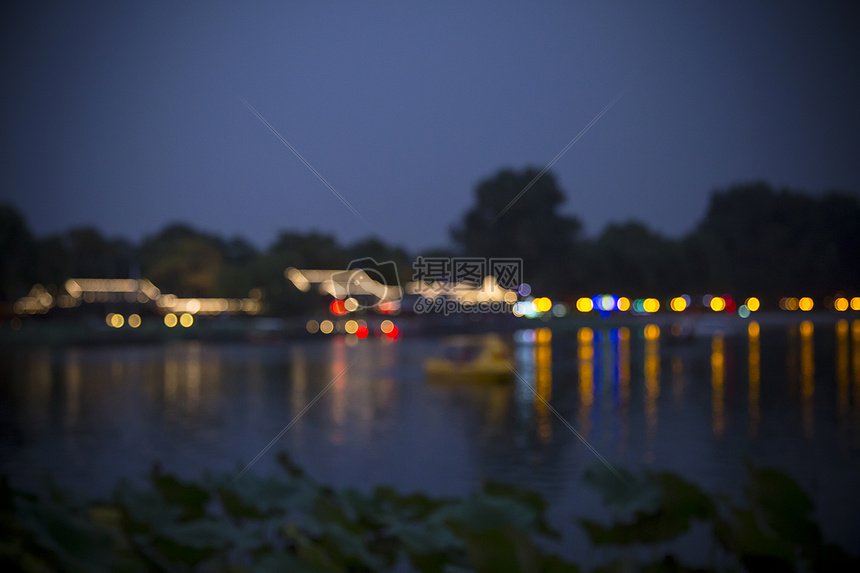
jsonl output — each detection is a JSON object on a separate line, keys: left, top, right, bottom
{"left": 306, "top": 319, "right": 320, "bottom": 334}
{"left": 320, "top": 320, "right": 334, "bottom": 334}
{"left": 576, "top": 297, "right": 593, "bottom": 312}
{"left": 616, "top": 297, "right": 630, "bottom": 312}
{"left": 164, "top": 313, "right": 178, "bottom": 327}
{"left": 746, "top": 297, "right": 760, "bottom": 312}
{"left": 709, "top": 297, "right": 726, "bottom": 312}
{"left": 798, "top": 297, "right": 814, "bottom": 311}
{"left": 179, "top": 313, "right": 193, "bottom": 327}
{"left": 128, "top": 314, "right": 141, "bottom": 328}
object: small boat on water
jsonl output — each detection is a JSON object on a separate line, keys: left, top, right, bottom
{"left": 423, "top": 334, "right": 514, "bottom": 384}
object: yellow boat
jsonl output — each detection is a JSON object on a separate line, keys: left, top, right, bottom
{"left": 423, "top": 334, "right": 514, "bottom": 384}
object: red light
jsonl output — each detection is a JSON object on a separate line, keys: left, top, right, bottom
{"left": 385, "top": 325, "right": 399, "bottom": 340}
{"left": 356, "top": 325, "right": 369, "bottom": 339}
{"left": 330, "top": 300, "right": 347, "bottom": 315}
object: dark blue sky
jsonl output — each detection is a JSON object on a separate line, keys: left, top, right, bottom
{"left": 2, "top": 1, "right": 859, "bottom": 251}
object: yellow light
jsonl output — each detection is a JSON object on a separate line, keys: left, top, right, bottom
{"left": 111, "top": 313, "right": 124, "bottom": 328}
{"left": 670, "top": 297, "right": 687, "bottom": 312}
{"left": 616, "top": 297, "right": 630, "bottom": 312}
{"left": 164, "top": 313, "right": 178, "bottom": 327}
{"left": 535, "top": 297, "right": 552, "bottom": 313}
{"left": 179, "top": 313, "right": 193, "bottom": 327}
{"left": 128, "top": 314, "right": 141, "bottom": 328}
{"left": 644, "top": 324, "right": 660, "bottom": 340}
{"left": 380, "top": 319, "right": 394, "bottom": 334}
{"left": 320, "top": 320, "right": 334, "bottom": 334}
{"left": 746, "top": 297, "right": 760, "bottom": 312}
{"left": 834, "top": 297, "right": 848, "bottom": 312}
{"left": 851, "top": 297, "right": 860, "bottom": 311}
{"left": 503, "top": 291, "right": 518, "bottom": 304}
{"left": 748, "top": 321, "right": 760, "bottom": 338}
{"left": 710, "top": 297, "right": 726, "bottom": 312}
{"left": 576, "top": 297, "right": 593, "bottom": 312}
{"left": 798, "top": 297, "right": 813, "bottom": 311}
{"left": 643, "top": 298, "right": 660, "bottom": 313}
{"left": 345, "top": 320, "right": 358, "bottom": 334}
{"left": 536, "top": 327, "right": 552, "bottom": 344}
{"left": 344, "top": 297, "right": 359, "bottom": 312}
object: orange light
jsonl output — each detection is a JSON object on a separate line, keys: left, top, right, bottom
{"left": 834, "top": 297, "right": 848, "bottom": 312}
{"left": 798, "top": 297, "right": 813, "bottom": 311}
{"left": 643, "top": 298, "right": 660, "bottom": 313}
{"left": 616, "top": 297, "right": 630, "bottom": 312}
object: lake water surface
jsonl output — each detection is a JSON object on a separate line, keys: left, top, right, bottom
{"left": 2, "top": 319, "right": 859, "bottom": 557}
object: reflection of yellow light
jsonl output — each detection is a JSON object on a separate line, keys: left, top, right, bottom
{"left": 746, "top": 297, "right": 760, "bottom": 312}
{"left": 320, "top": 320, "right": 334, "bottom": 334}
{"left": 643, "top": 298, "right": 660, "bottom": 313}
{"left": 748, "top": 321, "right": 760, "bottom": 338}
{"left": 616, "top": 297, "right": 630, "bottom": 312}
{"left": 799, "top": 297, "right": 814, "bottom": 311}
{"left": 306, "top": 320, "right": 319, "bottom": 334}
{"left": 710, "top": 296, "right": 726, "bottom": 312}
{"left": 711, "top": 332, "right": 724, "bottom": 436}
{"left": 800, "top": 319, "right": 814, "bottom": 437}
{"left": 670, "top": 297, "right": 687, "bottom": 311}
{"left": 644, "top": 324, "right": 660, "bottom": 340}
{"left": 128, "top": 314, "right": 141, "bottom": 328}
{"left": 344, "top": 297, "right": 359, "bottom": 312}
{"left": 380, "top": 319, "right": 393, "bottom": 334}
{"left": 164, "top": 313, "right": 177, "bottom": 327}
{"left": 577, "top": 327, "right": 593, "bottom": 342}
{"left": 834, "top": 297, "right": 848, "bottom": 311}
{"left": 575, "top": 297, "right": 593, "bottom": 312}
{"left": 851, "top": 297, "right": 860, "bottom": 311}
{"left": 536, "top": 327, "right": 552, "bottom": 344}
{"left": 179, "top": 313, "right": 193, "bottom": 327}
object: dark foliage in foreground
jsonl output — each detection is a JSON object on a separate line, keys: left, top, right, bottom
{"left": 1, "top": 455, "right": 857, "bottom": 572}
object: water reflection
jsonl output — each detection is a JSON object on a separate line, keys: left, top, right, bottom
{"left": 577, "top": 327, "right": 594, "bottom": 439}
{"left": 712, "top": 331, "right": 725, "bottom": 437}
{"left": 534, "top": 329, "right": 552, "bottom": 442}
{"left": 836, "top": 320, "right": 849, "bottom": 434}
{"left": 800, "top": 321, "right": 814, "bottom": 438}
{"left": 617, "top": 327, "right": 630, "bottom": 452}
{"left": 644, "top": 325, "right": 660, "bottom": 460}
{"left": 64, "top": 349, "right": 81, "bottom": 429}
{"left": 748, "top": 322, "right": 760, "bottom": 437}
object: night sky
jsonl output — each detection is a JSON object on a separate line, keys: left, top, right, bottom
{"left": 2, "top": 1, "right": 859, "bottom": 251}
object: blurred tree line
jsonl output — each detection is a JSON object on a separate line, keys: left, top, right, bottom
{"left": 1, "top": 169, "right": 858, "bottom": 314}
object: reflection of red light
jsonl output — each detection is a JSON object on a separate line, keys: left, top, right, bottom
{"left": 330, "top": 300, "right": 347, "bottom": 315}
{"left": 356, "top": 325, "right": 369, "bottom": 339}
{"left": 386, "top": 325, "right": 399, "bottom": 340}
